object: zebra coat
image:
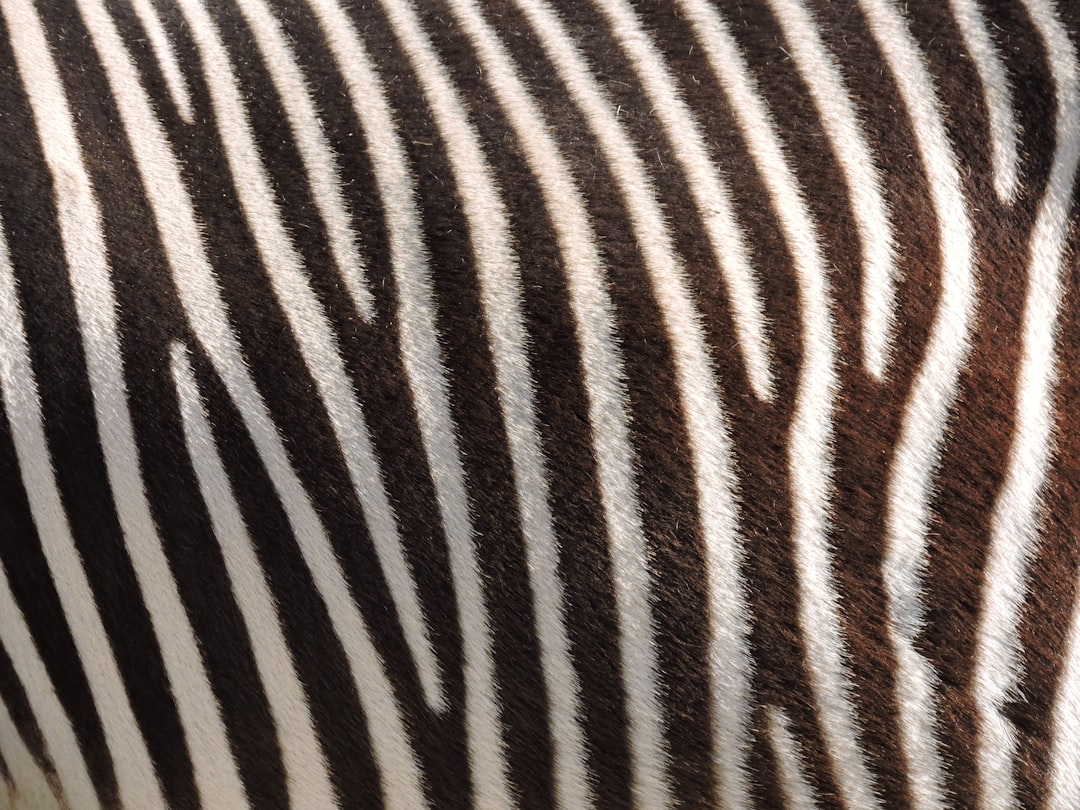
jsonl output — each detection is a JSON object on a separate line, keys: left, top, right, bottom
{"left": 0, "top": 0, "right": 1077, "bottom": 807}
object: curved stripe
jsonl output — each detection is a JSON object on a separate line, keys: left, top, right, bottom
{"left": 433, "top": 0, "right": 638, "bottom": 805}
{"left": 949, "top": 0, "right": 1021, "bottom": 203}
{"left": 362, "top": 0, "right": 592, "bottom": 801}
{"left": 676, "top": 4, "right": 882, "bottom": 808}
{"left": 172, "top": 0, "right": 445, "bottom": 712}
{"left": 1, "top": 2, "right": 250, "bottom": 807}
{"left": 231, "top": 0, "right": 375, "bottom": 320}
{"left": 0, "top": 565, "right": 99, "bottom": 810}
{"left": 982, "top": 1, "right": 1079, "bottom": 807}
{"left": 593, "top": 0, "right": 774, "bottom": 403}
{"left": 0, "top": 169, "right": 166, "bottom": 810}
{"left": 764, "top": 0, "right": 900, "bottom": 380}
{"left": 862, "top": 0, "right": 979, "bottom": 807}
{"left": 589, "top": 3, "right": 761, "bottom": 804}
{"left": 766, "top": 707, "right": 819, "bottom": 810}
{"left": 300, "top": 0, "right": 481, "bottom": 724}
{"left": 513, "top": 1, "right": 760, "bottom": 806}
{"left": 126, "top": 0, "right": 195, "bottom": 123}
{"left": 64, "top": 1, "right": 429, "bottom": 805}
{"left": 0, "top": 697, "right": 62, "bottom": 810}
{"left": 170, "top": 342, "right": 339, "bottom": 810}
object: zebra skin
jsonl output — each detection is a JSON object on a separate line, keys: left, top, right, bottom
{"left": 0, "top": 0, "right": 1078, "bottom": 806}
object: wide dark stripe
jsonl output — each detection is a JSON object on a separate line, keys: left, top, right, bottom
{"left": 3, "top": 0, "right": 1080, "bottom": 807}
{"left": 0, "top": 5, "right": 206, "bottom": 805}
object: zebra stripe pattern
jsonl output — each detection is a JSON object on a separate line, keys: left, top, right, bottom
{"left": 0, "top": 0, "right": 1078, "bottom": 807}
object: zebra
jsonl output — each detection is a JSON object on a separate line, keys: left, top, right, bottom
{"left": 0, "top": 0, "right": 1078, "bottom": 806}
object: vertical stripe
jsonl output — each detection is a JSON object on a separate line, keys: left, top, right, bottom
{"left": 513, "top": 1, "right": 757, "bottom": 807}
{"left": 0, "top": 1, "right": 248, "bottom": 807}
{"left": 766, "top": 707, "right": 819, "bottom": 810}
{"left": 0, "top": 697, "right": 62, "bottom": 810}
{"left": 948, "top": 0, "right": 1021, "bottom": 203}
{"left": 432, "top": 0, "right": 685, "bottom": 805}
{"left": 365, "top": 0, "right": 595, "bottom": 802}
{"left": 230, "top": 0, "right": 375, "bottom": 320}
{"left": 676, "top": 3, "right": 882, "bottom": 808}
{"left": 592, "top": 0, "right": 774, "bottom": 403}
{"left": 863, "top": 0, "right": 979, "bottom": 807}
{"left": 430, "top": 0, "right": 617, "bottom": 806}
{"left": 171, "top": 0, "right": 444, "bottom": 713}
{"left": 0, "top": 131, "right": 166, "bottom": 810}
{"left": 984, "top": 1, "right": 1080, "bottom": 808}
{"left": 125, "top": 0, "right": 194, "bottom": 123}
{"left": 764, "top": 0, "right": 900, "bottom": 380}
{"left": 169, "top": 341, "right": 339, "bottom": 810}
{"left": 63, "top": 0, "right": 429, "bottom": 805}
{"left": 0, "top": 561, "right": 99, "bottom": 810}
{"left": 586, "top": 3, "right": 759, "bottom": 803}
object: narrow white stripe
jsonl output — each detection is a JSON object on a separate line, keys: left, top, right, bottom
{"left": 764, "top": 0, "right": 900, "bottom": 380}
{"left": 436, "top": 0, "right": 665, "bottom": 804}
{"left": 126, "top": 0, "right": 195, "bottom": 124}
{"left": 295, "top": 4, "right": 525, "bottom": 807}
{"left": 585, "top": 1, "right": 762, "bottom": 800}
{"left": 949, "top": 0, "right": 1021, "bottom": 203}
{"left": 1, "top": 2, "right": 249, "bottom": 807}
{"left": 65, "top": 1, "right": 429, "bottom": 806}
{"left": 365, "top": 0, "right": 578, "bottom": 802}
{"left": 985, "top": 2, "right": 1080, "bottom": 808}
{"left": 231, "top": 0, "right": 374, "bottom": 320}
{"left": 676, "top": 4, "right": 882, "bottom": 808}
{"left": 0, "top": 699, "right": 62, "bottom": 810}
{"left": 766, "top": 707, "right": 819, "bottom": 810}
{"left": 863, "top": 0, "right": 978, "bottom": 807}
{"left": 514, "top": 2, "right": 756, "bottom": 807}
{"left": 0, "top": 561, "right": 99, "bottom": 810}
{"left": 172, "top": 0, "right": 444, "bottom": 712}
{"left": 0, "top": 151, "right": 166, "bottom": 810}
{"left": 593, "top": 0, "right": 774, "bottom": 402}
{"left": 169, "top": 342, "right": 339, "bottom": 810}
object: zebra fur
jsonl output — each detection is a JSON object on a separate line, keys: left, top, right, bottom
{"left": 0, "top": 0, "right": 1078, "bottom": 807}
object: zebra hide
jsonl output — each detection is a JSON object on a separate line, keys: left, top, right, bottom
{"left": 0, "top": 0, "right": 1078, "bottom": 807}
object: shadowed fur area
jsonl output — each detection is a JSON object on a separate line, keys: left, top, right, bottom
{"left": 0, "top": 0, "right": 1079, "bottom": 808}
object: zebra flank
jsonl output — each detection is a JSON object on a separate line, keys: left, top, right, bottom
{"left": 2, "top": 0, "right": 1080, "bottom": 807}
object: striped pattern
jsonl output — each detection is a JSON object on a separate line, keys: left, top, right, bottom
{"left": 0, "top": 0, "right": 1078, "bottom": 807}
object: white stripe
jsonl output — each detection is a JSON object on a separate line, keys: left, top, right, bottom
{"left": 295, "top": 4, "right": 530, "bottom": 806}
{"left": 231, "top": 0, "right": 374, "bottom": 320}
{"left": 592, "top": 0, "right": 774, "bottom": 402}
{"left": 676, "top": 4, "right": 881, "bottom": 808}
{"left": 301, "top": 0, "right": 482, "bottom": 724}
{"left": 437, "top": 0, "right": 668, "bottom": 805}
{"left": 0, "top": 698, "right": 62, "bottom": 810}
{"left": 1, "top": 2, "right": 249, "bottom": 807}
{"left": 864, "top": 0, "right": 978, "bottom": 807}
{"left": 169, "top": 342, "right": 339, "bottom": 810}
{"left": 766, "top": 707, "right": 819, "bottom": 810}
{"left": 764, "top": 0, "right": 900, "bottom": 380}
{"left": 126, "top": 0, "right": 195, "bottom": 124}
{"left": 584, "top": 0, "right": 762, "bottom": 799}
{"left": 172, "top": 0, "right": 444, "bottom": 712}
{"left": 513, "top": 2, "right": 757, "bottom": 807}
{"left": 365, "top": 0, "right": 582, "bottom": 802}
{"left": 0, "top": 561, "right": 99, "bottom": 810}
{"left": 65, "top": 1, "right": 429, "bottom": 805}
{"left": 0, "top": 153, "right": 166, "bottom": 810}
{"left": 949, "top": 0, "right": 1021, "bottom": 202}
{"left": 985, "top": 2, "right": 1080, "bottom": 808}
